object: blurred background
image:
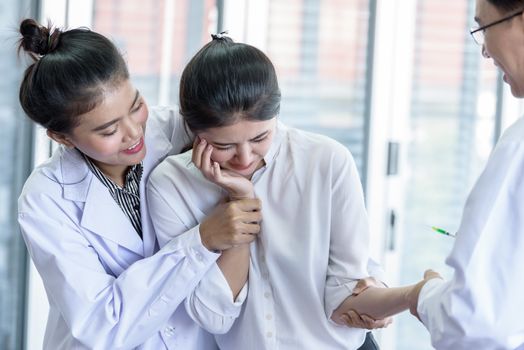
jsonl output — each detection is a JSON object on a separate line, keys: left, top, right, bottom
{"left": 1, "top": 0, "right": 523, "bottom": 349}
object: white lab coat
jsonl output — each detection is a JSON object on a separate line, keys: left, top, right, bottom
{"left": 18, "top": 106, "right": 220, "bottom": 349}
{"left": 417, "top": 116, "right": 524, "bottom": 350}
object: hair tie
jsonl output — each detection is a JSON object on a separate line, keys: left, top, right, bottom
{"left": 44, "top": 28, "right": 62, "bottom": 56}
{"left": 211, "top": 30, "right": 228, "bottom": 40}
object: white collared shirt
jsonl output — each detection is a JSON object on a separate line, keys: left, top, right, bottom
{"left": 148, "top": 121, "right": 371, "bottom": 349}
{"left": 417, "top": 117, "right": 524, "bottom": 350}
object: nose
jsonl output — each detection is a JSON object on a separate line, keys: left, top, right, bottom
{"left": 482, "top": 45, "right": 490, "bottom": 58}
{"left": 234, "top": 144, "right": 253, "bottom": 166}
{"left": 122, "top": 116, "right": 142, "bottom": 141}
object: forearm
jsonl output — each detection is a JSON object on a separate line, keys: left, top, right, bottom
{"left": 332, "top": 285, "right": 414, "bottom": 321}
{"left": 217, "top": 244, "right": 250, "bottom": 299}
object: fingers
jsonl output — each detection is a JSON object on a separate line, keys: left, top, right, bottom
{"left": 340, "top": 310, "right": 393, "bottom": 330}
{"left": 212, "top": 161, "right": 222, "bottom": 180}
{"left": 192, "top": 138, "right": 215, "bottom": 178}
{"left": 192, "top": 137, "right": 205, "bottom": 169}
{"left": 353, "top": 276, "right": 381, "bottom": 295}
{"left": 353, "top": 279, "right": 371, "bottom": 295}
{"left": 230, "top": 198, "right": 262, "bottom": 212}
{"left": 338, "top": 313, "right": 352, "bottom": 326}
{"left": 200, "top": 143, "right": 214, "bottom": 175}
{"left": 424, "top": 269, "right": 442, "bottom": 280}
{"left": 234, "top": 231, "right": 258, "bottom": 245}
{"left": 362, "top": 315, "right": 393, "bottom": 329}
{"left": 344, "top": 310, "right": 366, "bottom": 328}
{"left": 241, "top": 222, "right": 261, "bottom": 235}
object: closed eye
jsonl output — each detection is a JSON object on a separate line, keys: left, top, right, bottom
{"left": 101, "top": 127, "right": 118, "bottom": 137}
{"left": 252, "top": 136, "right": 268, "bottom": 143}
{"left": 214, "top": 145, "right": 234, "bottom": 151}
{"left": 131, "top": 101, "right": 144, "bottom": 113}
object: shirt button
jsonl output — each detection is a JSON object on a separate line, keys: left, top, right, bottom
{"left": 266, "top": 314, "right": 272, "bottom": 320}
{"left": 164, "top": 326, "right": 175, "bottom": 337}
{"left": 264, "top": 292, "right": 271, "bottom": 299}
{"left": 195, "top": 252, "right": 204, "bottom": 261}
{"left": 266, "top": 331, "right": 273, "bottom": 338}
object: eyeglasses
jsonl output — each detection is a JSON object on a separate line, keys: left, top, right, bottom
{"left": 470, "top": 9, "right": 524, "bottom": 45}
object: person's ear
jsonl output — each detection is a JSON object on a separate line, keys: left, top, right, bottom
{"left": 46, "top": 130, "right": 75, "bottom": 148}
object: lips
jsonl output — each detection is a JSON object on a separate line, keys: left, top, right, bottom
{"left": 123, "top": 138, "right": 144, "bottom": 155}
{"left": 229, "top": 162, "right": 254, "bottom": 172}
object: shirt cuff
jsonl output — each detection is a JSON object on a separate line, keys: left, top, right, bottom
{"left": 416, "top": 277, "right": 447, "bottom": 326}
{"left": 163, "top": 225, "right": 221, "bottom": 264}
{"left": 193, "top": 263, "right": 247, "bottom": 317}
{"left": 324, "top": 278, "right": 359, "bottom": 320}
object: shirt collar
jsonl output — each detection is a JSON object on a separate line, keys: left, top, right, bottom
{"left": 82, "top": 153, "right": 143, "bottom": 191}
{"left": 262, "top": 120, "right": 286, "bottom": 168}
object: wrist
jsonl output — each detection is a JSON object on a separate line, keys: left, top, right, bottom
{"left": 229, "top": 191, "right": 255, "bottom": 200}
{"left": 407, "top": 280, "right": 429, "bottom": 319}
{"left": 199, "top": 223, "right": 213, "bottom": 251}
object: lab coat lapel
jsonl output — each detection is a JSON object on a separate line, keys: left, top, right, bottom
{"left": 59, "top": 147, "right": 144, "bottom": 256}
{"left": 141, "top": 119, "right": 172, "bottom": 257}
{"left": 81, "top": 178, "right": 144, "bottom": 256}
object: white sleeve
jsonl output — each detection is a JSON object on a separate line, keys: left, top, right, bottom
{"left": 324, "top": 147, "right": 370, "bottom": 319}
{"left": 417, "top": 137, "right": 524, "bottom": 350}
{"left": 154, "top": 106, "right": 193, "bottom": 152}
{"left": 184, "top": 266, "right": 248, "bottom": 334}
{"left": 147, "top": 162, "right": 246, "bottom": 334}
{"left": 18, "top": 190, "right": 219, "bottom": 349}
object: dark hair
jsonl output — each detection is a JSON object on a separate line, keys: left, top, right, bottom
{"left": 487, "top": 0, "right": 524, "bottom": 12}
{"left": 179, "top": 36, "right": 281, "bottom": 133}
{"left": 18, "top": 19, "right": 129, "bottom": 133}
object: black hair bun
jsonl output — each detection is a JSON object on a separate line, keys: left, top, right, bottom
{"left": 19, "top": 18, "right": 61, "bottom": 57}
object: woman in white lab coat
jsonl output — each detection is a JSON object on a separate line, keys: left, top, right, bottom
{"left": 335, "top": 1, "right": 524, "bottom": 349}
{"left": 17, "top": 19, "right": 261, "bottom": 349}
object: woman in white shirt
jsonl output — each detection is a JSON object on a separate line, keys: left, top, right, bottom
{"left": 17, "top": 19, "right": 261, "bottom": 349}
{"left": 147, "top": 34, "right": 390, "bottom": 349}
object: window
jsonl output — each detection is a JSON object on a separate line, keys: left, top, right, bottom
{"left": 395, "top": 0, "right": 499, "bottom": 348}
{"left": 0, "top": 0, "right": 38, "bottom": 349}
{"left": 92, "top": 0, "right": 218, "bottom": 106}
{"left": 263, "top": 0, "right": 373, "bottom": 177}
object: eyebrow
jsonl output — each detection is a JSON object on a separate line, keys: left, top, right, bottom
{"left": 91, "top": 90, "right": 141, "bottom": 132}
{"left": 213, "top": 130, "right": 270, "bottom": 146}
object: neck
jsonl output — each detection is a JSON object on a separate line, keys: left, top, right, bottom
{"left": 93, "top": 161, "right": 129, "bottom": 187}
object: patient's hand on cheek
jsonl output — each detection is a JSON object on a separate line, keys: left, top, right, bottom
{"left": 192, "top": 137, "right": 255, "bottom": 199}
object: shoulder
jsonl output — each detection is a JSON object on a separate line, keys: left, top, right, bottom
{"left": 148, "top": 150, "right": 201, "bottom": 189}
{"left": 147, "top": 150, "right": 223, "bottom": 210}
{"left": 498, "top": 116, "right": 524, "bottom": 146}
{"left": 147, "top": 106, "right": 176, "bottom": 129}
{"left": 19, "top": 149, "right": 70, "bottom": 210}
{"left": 284, "top": 125, "right": 356, "bottom": 170}
{"left": 147, "top": 105, "right": 192, "bottom": 153}
{"left": 485, "top": 117, "right": 524, "bottom": 170}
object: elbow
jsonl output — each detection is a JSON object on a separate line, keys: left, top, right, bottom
{"left": 196, "top": 315, "right": 235, "bottom": 334}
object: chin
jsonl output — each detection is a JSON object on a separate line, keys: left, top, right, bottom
{"left": 510, "top": 85, "right": 524, "bottom": 98}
